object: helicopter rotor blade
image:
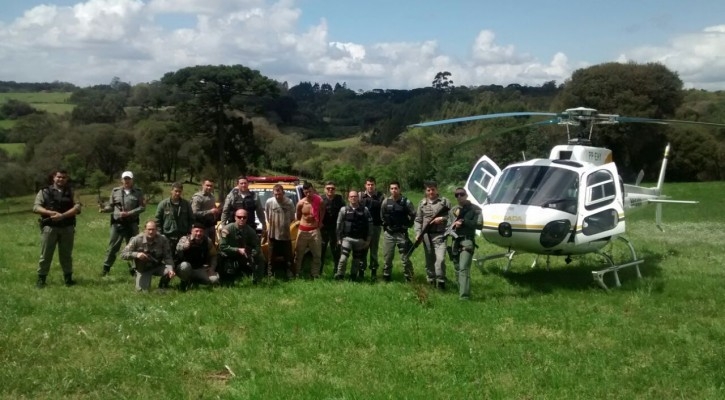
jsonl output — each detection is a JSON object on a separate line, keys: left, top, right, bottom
{"left": 409, "top": 112, "right": 558, "bottom": 128}
{"left": 453, "top": 117, "right": 560, "bottom": 149}
{"left": 616, "top": 116, "right": 725, "bottom": 127}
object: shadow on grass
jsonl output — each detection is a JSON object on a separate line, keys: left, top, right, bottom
{"left": 481, "top": 247, "right": 665, "bottom": 294}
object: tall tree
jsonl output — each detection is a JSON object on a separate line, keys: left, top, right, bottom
{"left": 161, "top": 65, "right": 279, "bottom": 199}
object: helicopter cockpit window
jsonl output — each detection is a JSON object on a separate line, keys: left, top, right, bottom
{"left": 467, "top": 161, "right": 498, "bottom": 204}
{"left": 585, "top": 170, "right": 616, "bottom": 211}
{"left": 488, "top": 166, "right": 579, "bottom": 213}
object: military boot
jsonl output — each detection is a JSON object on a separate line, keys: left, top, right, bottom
{"left": 369, "top": 268, "right": 377, "bottom": 283}
{"left": 64, "top": 273, "right": 76, "bottom": 286}
{"left": 101, "top": 265, "right": 111, "bottom": 277}
{"left": 158, "top": 275, "right": 171, "bottom": 289}
{"left": 35, "top": 274, "right": 47, "bottom": 289}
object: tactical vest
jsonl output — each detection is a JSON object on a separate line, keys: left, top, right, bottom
{"left": 42, "top": 186, "right": 76, "bottom": 227}
{"left": 228, "top": 189, "right": 257, "bottom": 223}
{"left": 383, "top": 196, "right": 411, "bottom": 232}
{"left": 181, "top": 237, "right": 209, "bottom": 269}
{"left": 343, "top": 206, "right": 369, "bottom": 239}
{"left": 361, "top": 191, "right": 383, "bottom": 225}
{"left": 322, "top": 194, "right": 344, "bottom": 227}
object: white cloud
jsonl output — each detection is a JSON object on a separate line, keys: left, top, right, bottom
{"left": 0, "top": 1, "right": 722, "bottom": 91}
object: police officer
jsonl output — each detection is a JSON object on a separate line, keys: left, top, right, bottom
{"left": 155, "top": 182, "right": 193, "bottom": 256}
{"left": 335, "top": 190, "right": 373, "bottom": 281}
{"left": 414, "top": 181, "right": 451, "bottom": 289}
{"left": 176, "top": 223, "right": 219, "bottom": 290}
{"left": 33, "top": 169, "right": 82, "bottom": 288}
{"left": 121, "top": 220, "right": 175, "bottom": 292}
{"left": 320, "top": 180, "right": 344, "bottom": 276}
{"left": 219, "top": 209, "right": 265, "bottom": 284}
{"left": 100, "top": 171, "right": 145, "bottom": 276}
{"left": 380, "top": 180, "right": 416, "bottom": 282}
{"left": 448, "top": 188, "right": 483, "bottom": 299}
{"left": 220, "top": 176, "right": 266, "bottom": 234}
{"left": 191, "top": 179, "right": 220, "bottom": 241}
{"left": 360, "top": 177, "right": 384, "bottom": 280}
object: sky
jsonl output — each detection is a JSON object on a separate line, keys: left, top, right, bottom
{"left": 1, "top": 0, "right": 724, "bottom": 91}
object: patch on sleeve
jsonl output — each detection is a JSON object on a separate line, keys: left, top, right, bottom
{"left": 220, "top": 229, "right": 229, "bottom": 238}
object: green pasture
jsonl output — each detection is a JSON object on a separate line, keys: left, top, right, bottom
{"left": 0, "top": 91, "right": 72, "bottom": 104}
{"left": 310, "top": 136, "right": 361, "bottom": 149}
{"left": 1, "top": 182, "right": 724, "bottom": 399}
{"left": 0, "top": 143, "right": 25, "bottom": 157}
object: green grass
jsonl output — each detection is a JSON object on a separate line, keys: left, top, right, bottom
{"left": 1, "top": 182, "right": 724, "bottom": 399}
{"left": 0, "top": 92, "right": 75, "bottom": 128}
{"left": 0, "top": 143, "right": 25, "bottom": 157}
{"left": 310, "top": 136, "right": 361, "bottom": 149}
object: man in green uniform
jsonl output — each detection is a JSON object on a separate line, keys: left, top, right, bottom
{"left": 191, "top": 179, "right": 220, "bottom": 240}
{"left": 121, "top": 220, "right": 176, "bottom": 292}
{"left": 155, "top": 182, "right": 193, "bottom": 256}
{"left": 414, "top": 181, "right": 451, "bottom": 289}
{"left": 380, "top": 180, "right": 416, "bottom": 282}
{"left": 335, "top": 191, "right": 373, "bottom": 281}
{"left": 448, "top": 188, "right": 483, "bottom": 299}
{"left": 219, "top": 209, "right": 265, "bottom": 285}
{"left": 100, "top": 171, "right": 145, "bottom": 276}
{"left": 33, "top": 170, "right": 82, "bottom": 288}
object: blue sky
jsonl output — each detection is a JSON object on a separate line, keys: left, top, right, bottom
{"left": 1, "top": 0, "right": 724, "bottom": 90}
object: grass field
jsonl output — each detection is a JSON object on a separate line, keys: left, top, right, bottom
{"left": 0, "top": 142, "right": 25, "bottom": 157}
{"left": 310, "top": 136, "right": 361, "bottom": 149}
{"left": 0, "top": 92, "right": 74, "bottom": 128}
{"left": 1, "top": 182, "right": 724, "bottom": 399}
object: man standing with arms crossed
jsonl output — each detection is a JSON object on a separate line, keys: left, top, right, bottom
{"left": 33, "top": 169, "right": 82, "bottom": 288}
{"left": 100, "top": 171, "right": 145, "bottom": 276}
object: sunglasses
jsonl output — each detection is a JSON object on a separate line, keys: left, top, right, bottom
{"left": 325, "top": 187, "right": 336, "bottom": 190}
{"left": 235, "top": 215, "right": 248, "bottom": 219}
{"left": 454, "top": 193, "right": 467, "bottom": 198}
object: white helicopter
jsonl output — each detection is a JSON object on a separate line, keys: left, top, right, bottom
{"left": 412, "top": 107, "right": 725, "bottom": 290}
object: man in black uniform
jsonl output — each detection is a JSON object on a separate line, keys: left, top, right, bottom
{"left": 320, "top": 180, "right": 344, "bottom": 276}
{"left": 380, "top": 180, "right": 416, "bottom": 282}
{"left": 33, "top": 170, "right": 82, "bottom": 288}
{"left": 359, "top": 177, "right": 384, "bottom": 281}
{"left": 335, "top": 191, "right": 373, "bottom": 281}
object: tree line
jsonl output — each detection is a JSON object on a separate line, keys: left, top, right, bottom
{"left": 1, "top": 62, "right": 724, "bottom": 202}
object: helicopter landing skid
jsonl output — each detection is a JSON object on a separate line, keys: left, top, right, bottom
{"left": 592, "top": 236, "right": 643, "bottom": 291}
{"left": 473, "top": 250, "right": 516, "bottom": 274}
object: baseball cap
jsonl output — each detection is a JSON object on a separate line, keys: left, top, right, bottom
{"left": 121, "top": 171, "right": 134, "bottom": 179}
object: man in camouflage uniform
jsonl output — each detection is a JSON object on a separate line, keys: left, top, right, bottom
{"left": 448, "top": 188, "right": 483, "bottom": 299}
{"left": 221, "top": 176, "right": 266, "bottom": 235}
{"left": 380, "top": 180, "right": 416, "bottom": 282}
{"left": 191, "top": 179, "right": 220, "bottom": 241}
{"left": 219, "top": 209, "right": 265, "bottom": 285}
{"left": 359, "top": 177, "right": 384, "bottom": 281}
{"left": 121, "top": 220, "right": 175, "bottom": 292}
{"left": 33, "top": 169, "right": 82, "bottom": 288}
{"left": 335, "top": 190, "right": 373, "bottom": 281}
{"left": 155, "top": 182, "right": 193, "bottom": 256}
{"left": 176, "top": 223, "right": 219, "bottom": 291}
{"left": 414, "top": 181, "right": 451, "bottom": 290}
{"left": 100, "top": 170, "right": 145, "bottom": 276}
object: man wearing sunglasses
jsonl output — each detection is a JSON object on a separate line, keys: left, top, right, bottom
{"left": 449, "top": 188, "right": 483, "bottom": 299}
{"left": 219, "top": 209, "right": 265, "bottom": 285}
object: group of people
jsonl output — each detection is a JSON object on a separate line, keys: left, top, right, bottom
{"left": 33, "top": 171, "right": 484, "bottom": 299}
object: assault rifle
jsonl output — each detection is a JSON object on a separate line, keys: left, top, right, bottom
{"left": 406, "top": 205, "right": 450, "bottom": 258}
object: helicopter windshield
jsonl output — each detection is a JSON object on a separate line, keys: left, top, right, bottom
{"left": 488, "top": 165, "right": 579, "bottom": 213}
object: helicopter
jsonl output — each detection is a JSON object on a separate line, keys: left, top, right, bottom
{"left": 411, "top": 107, "right": 725, "bottom": 290}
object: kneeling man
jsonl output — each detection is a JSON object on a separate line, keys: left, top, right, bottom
{"left": 121, "top": 220, "right": 175, "bottom": 291}
{"left": 176, "top": 223, "right": 219, "bottom": 290}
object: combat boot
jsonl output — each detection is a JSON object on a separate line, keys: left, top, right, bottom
{"left": 436, "top": 281, "right": 446, "bottom": 291}
{"left": 64, "top": 273, "right": 76, "bottom": 286}
{"left": 35, "top": 274, "right": 47, "bottom": 289}
{"left": 383, "top": 274, "right": 392, "bottom": 282}
{"left": 158, "top": 275, "right": 171, "bottom": 289}
{"left": 101, "top": 265, "right": 111, "bottom": 277}
{"left": 369, "top": 268, "right": 377, "bottom": 283}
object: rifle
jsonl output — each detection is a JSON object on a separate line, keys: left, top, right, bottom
{"left": 406, "top": 205, "right": 450, "bottom": 257}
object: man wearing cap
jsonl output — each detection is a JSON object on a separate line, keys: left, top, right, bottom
{"left": 448, "top": 188, "right": 483, "bottom": 299}
{"left": 176, "top": 223, "right": 219, "bottom": 290}
{"left": 100, "top": 171, "right": 145, "bottom": 276}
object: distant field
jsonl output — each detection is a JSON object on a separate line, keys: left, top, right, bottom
{"left": 310, "top": 136, "right": 361, "bottom": 148}
{"left": 0, "top": 92, "right": 72, "bottom": 104}
{"left": 0, "top": 143, "right": 24, "bottom": 156}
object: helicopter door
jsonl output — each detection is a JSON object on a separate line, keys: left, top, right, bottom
{"left": 465, "top": 155, "right": 501, "bottom": 206}
{"left": 574, "top": 167, "right": 625, "bottom": 244}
